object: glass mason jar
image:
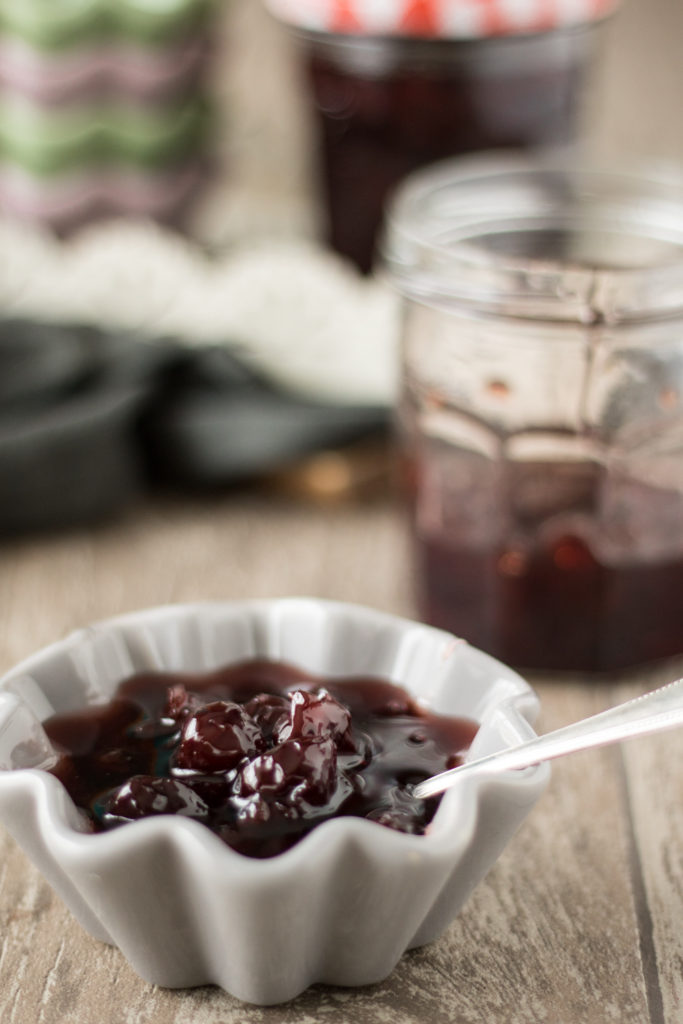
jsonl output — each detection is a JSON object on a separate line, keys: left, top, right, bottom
{"left": 383, "top": 153, "right": 683, "bottom": 673}
{"left": 267, "top": 0, "right": 616, "bottom": 273}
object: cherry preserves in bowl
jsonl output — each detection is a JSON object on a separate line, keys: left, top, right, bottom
{"left": 0, "top": 599, "right": 548, "bottom": 1004}
{"left": 43, "top": 658, "right": 479, "bottom": 858}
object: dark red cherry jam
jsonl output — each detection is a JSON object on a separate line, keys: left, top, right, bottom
{"left": 44, "top": 659, "right": 477, "bottom": 858}
{"left": 417, "top": 533, "right": 683, "bottom": 673}
{"left": 307, "top": 33, "right": 588, "bottom": 272}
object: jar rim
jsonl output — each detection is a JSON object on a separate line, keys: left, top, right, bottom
{"left": 382, "top": 153, "right": 683, "bottom": 324}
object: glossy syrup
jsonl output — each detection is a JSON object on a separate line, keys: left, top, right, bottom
{"left": 44, "top": 659, "right": 477, "bottom": 858}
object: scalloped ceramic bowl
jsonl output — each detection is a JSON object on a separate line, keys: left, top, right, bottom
{"left": 0, "top": 599, "right": 548, "bottom": 1004}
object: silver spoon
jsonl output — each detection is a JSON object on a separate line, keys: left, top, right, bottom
{"left": 414, "top": 676, "right": 683, "bottom": 800}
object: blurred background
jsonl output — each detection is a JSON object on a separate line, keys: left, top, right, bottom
{"left": 0, "top": 0, "right": 682, "bottom": 535}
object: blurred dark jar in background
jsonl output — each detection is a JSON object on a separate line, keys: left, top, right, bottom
{"left": 383, "top": 153, "right": 683, "bottom": 674}
{"left": 267, "top": 0, "right": 617, "bottom": 273}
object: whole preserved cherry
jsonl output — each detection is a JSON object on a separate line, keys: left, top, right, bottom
{"left": 174, "top": 701, "right": 265, "bottom": 773}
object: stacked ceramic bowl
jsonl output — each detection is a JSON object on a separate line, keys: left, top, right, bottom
{"left": 0, "top": 0, "right": 213, "bottom": 226}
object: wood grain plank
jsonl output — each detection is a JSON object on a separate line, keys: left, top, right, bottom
{"left": 614, "top": 664, "right": 683, "bottom": 1024}
{"left": 0, "top": 496, "right": 414, "bottom": 676}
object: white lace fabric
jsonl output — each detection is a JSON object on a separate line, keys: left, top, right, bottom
{"left": 0, "top": 216, "right": 399, "bottom": 406}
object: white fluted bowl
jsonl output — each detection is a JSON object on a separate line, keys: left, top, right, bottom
{"left": 0, "top": 599, "right": 548, "bottom": 1004}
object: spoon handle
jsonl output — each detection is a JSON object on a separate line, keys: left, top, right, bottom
{"left": 414, "top": 676, "right": 683, "bottom": 799}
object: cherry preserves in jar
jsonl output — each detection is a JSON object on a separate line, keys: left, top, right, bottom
{"left": 384, "top": 153, "right": 683, "bottom": 672}
{"left": 268, "top": 0, "right": 616, "bottom": 272}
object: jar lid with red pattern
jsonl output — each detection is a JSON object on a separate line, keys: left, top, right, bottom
{"left": 266, "top": 0, "right": 619, "bottom": 37}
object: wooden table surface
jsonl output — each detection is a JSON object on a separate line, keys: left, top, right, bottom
{"left": 2, "top": 1, "right": 683, "bottom": 1022}
{"left": 2, "top": 497, "right": 683, "bottom": 1024}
